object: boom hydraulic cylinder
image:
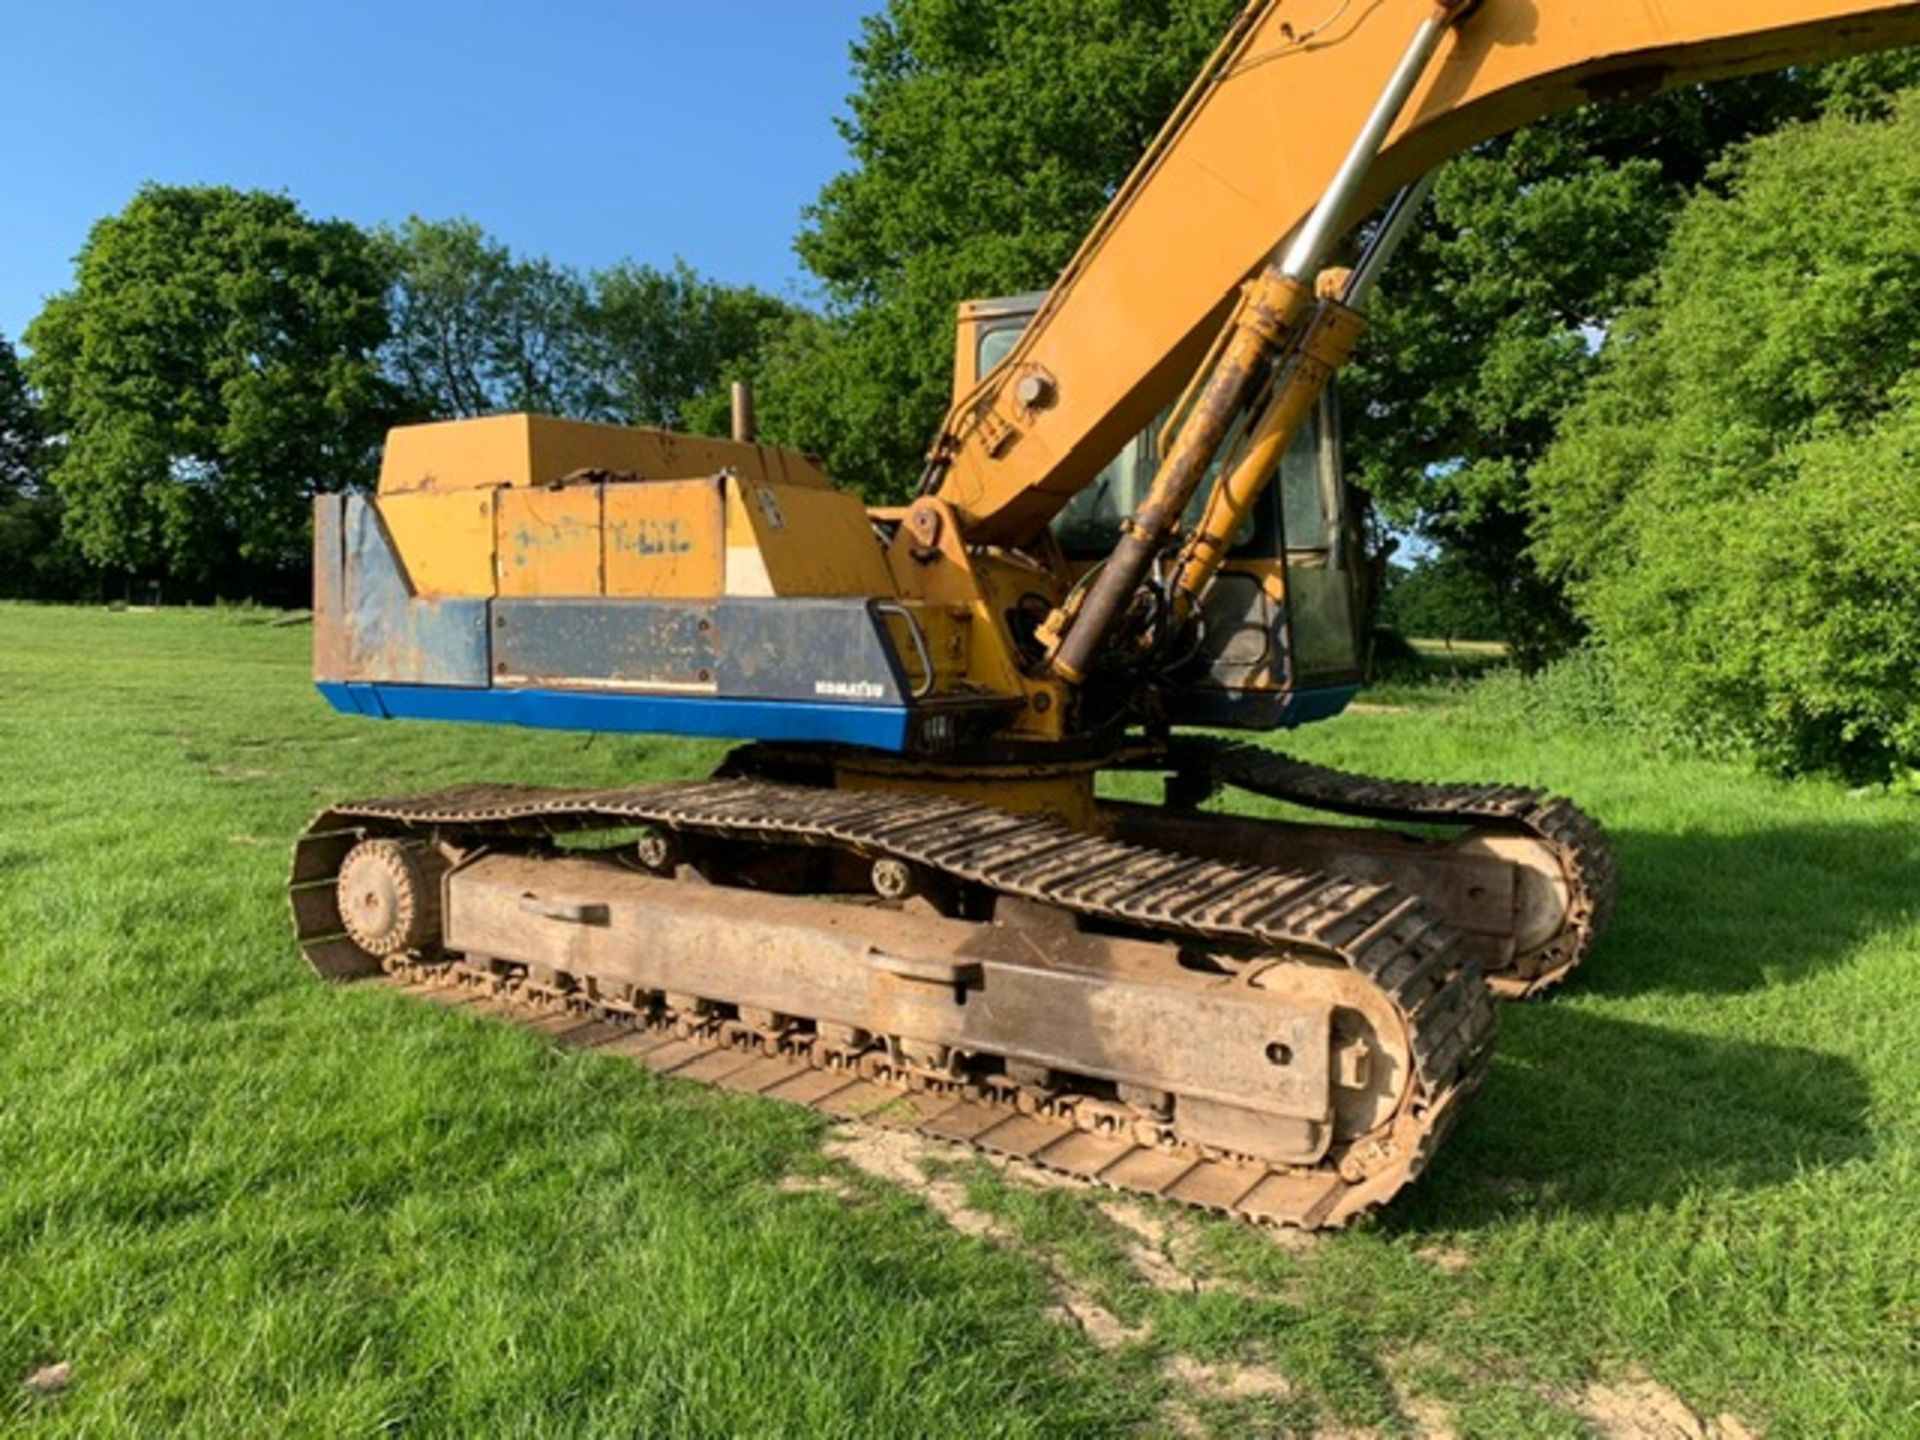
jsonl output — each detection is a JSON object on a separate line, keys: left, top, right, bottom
{"left": 1045, "top": 1, "right": 1471, "bottom": 685}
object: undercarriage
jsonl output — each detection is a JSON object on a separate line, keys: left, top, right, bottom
{"left": 290, "top": 746, "right": 1613, "bottom": 1228}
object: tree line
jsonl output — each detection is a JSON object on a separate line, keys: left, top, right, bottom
{"left": 0, "top": 195, "right": 806, "bottom": 602}
{"left": 4, "top": 0, "right": 1917, "bottom": 777}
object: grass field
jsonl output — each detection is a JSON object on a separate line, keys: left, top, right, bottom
{"left": 2, "top": 604, "right": 1916, "bottom": 1437}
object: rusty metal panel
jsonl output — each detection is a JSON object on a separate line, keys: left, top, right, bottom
{"left": 442, "top": 851, "right": 1337, "bottom": 1144}
{"left": 313, "top": 495, "right": 348, "bottom": 682}
{"left": 718, "top": 599, "right": 908, "bottom": 703}
{"left": 489, "top": 598, "right": 908, "bottom": 705}
{"left": 340, "top": 495, "right": 490, "bottom": 686}
{"left": 493, "top": 600, "right": 714, "bottom": 693}
{"left": 528, "top": 414, "right": 834, "bottom": 491}
{"left": 603, "top": 478, "right": 724, "bottom": 598}
{"left": 497, "top": 484, "right": 603, "bottom": 597}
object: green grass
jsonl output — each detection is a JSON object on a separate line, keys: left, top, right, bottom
{"left": 3, "top": 604, "right": 1917, "bottom": 1436}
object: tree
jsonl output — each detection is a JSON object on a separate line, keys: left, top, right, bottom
{"left": 593, "top": 260, "right": 802, "bottom": 432}
{"left": 1346, "top": 60, "right": 1920, "bottom": 665}
{"left": 0, "top": 332, "right": 40, "bottom": 497}
{"left": 758, "top": 0, "right": 1240, "bottom": 500}
{"left": 1531, "top": 94, "right": 1920, "bottom": 778}
{"left": 381, "top": 217, "right": 602, "bottom": 420}
{"left": 0, "top": 332, "right": 88, "bottom": 600}
{"left": 26, "top": 186, "right": 393, "bottom": 588}
{"left": 382, "top": 223, "right": 803, "bottom": 434}
{"left": 1376, "top": 553, "right": 1506, "bottom": 647}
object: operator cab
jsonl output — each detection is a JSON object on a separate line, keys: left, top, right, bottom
{"left": 960, "top": 293, "right": 1367, "bottom": 730}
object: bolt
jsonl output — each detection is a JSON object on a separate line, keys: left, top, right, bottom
{"left": 1015, "top": 373, "right": 1056, "bottom": 411}
{"left": 1265, "top": 1041, "right": 1294, "bottom": 1067}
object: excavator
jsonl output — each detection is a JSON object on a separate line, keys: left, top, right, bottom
{"left": 291, "top": 0, "right": 1920, "bottom": 1228}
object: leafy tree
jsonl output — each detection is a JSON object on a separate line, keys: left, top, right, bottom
{"left": 1531, "top": 94, "right": 1920, "bottom": 778}
{"left": 758, "top": 0, "right": 1239, "bottom": 500}
{"left": 1347, "top": 60, "right": 1920, "bottom": 664}
{"left": 381, "top": 217, "right": 602, "bottom": 420}
{"left": 1376, "top": 553, "right": 1506, "bottom": 646}
{"left": 0, "top": 332, "right": 41, "bottom": 498}
{"left": 382, "top": 223, "right": 802, "bottom": 434}
{"left": 594, "top": 260, "right": 802, "bottom": 431}
{"left": 26, "top": 185, "right": 393, "bottom": 586}
{"left": 0, "top": 332, "right": 90, "bottom": 600}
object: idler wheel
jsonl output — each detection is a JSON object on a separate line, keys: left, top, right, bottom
{"left": 337, "top": 839, "right": 445, "bottom": 957}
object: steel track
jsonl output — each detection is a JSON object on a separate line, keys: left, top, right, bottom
{"left": 1164, "top": 739, "right": 1618, "bottom": 997}
{"left": 291, "top": 776, "right": 1499, "bottom": 1229}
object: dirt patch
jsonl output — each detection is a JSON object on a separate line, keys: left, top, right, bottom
{"left": 1418, "top": 1244, "right": 1473, "bottom": 1274}
{"left": 820, "top": 1122, "right": 1358, "bottom": 1421}
{"left": 1164, "top": 1353, "right": 1294, "bottom": 1401}
{"left": 823, "top": 1127, "right": 1004, "bottom": 1240}
{"left": 777, "top": 1173, "right": 855, "bottom": 1199}
{"left": 1399, "top": 1392, "right": 1458, "bottom": 1438}
{"left": 23, "top": 1362, "right": 72, "bottom": 1396}
{"left": 1099, "top": 1198, "right": 1172, "bottom": 1250}
{"left": 823, "top": 1126, "right": 1144, "bottom": 1348}
{"left": 1162, "top": 1356, "right": 1301, "bottom": 1440}
{"left": 1097, "top": 1199, "right": 1196, "bottom": 1293}
{"left": 1577, "top": 1372, "right": 1758, "bottom": 1440}
{"left": 1048, "top": 1290, "right": 1145, "bottom": 1351}
{"left": 1378, "top": 1347, "right": 1460, "bottom": 1440}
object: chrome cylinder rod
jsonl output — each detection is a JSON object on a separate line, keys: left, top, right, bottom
{"left": 1279, "top": 4, "right": 1460, "bottom": 283}
{"left": 1344, "top": 170, "right": 1438, "bottom": 310}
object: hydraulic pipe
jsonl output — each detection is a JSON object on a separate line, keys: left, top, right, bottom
{"left": 1046, "top": 1, "right": 1469, "bottom": 686}
{"left": 1165, "top": 172, "right": 1438, "bottom": 624}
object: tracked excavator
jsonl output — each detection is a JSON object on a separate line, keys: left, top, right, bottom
{"left": 292, "top": 0, "right": 1920, "bottom": 1227}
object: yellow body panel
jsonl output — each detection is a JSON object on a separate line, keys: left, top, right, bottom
{"left": 367, "top": 416, "right": 904, "bottom": 608}
{"left": 604, "top": 479, "right": 725, "bottom": 598}
{"left": 378, "top": 489, "right": 497, "bottom": 598}
{"left": 378, "top": 413, "right": 833, "bottom": 497}
{"left": 723, "top": 481, "right": 896, "bottom": 598}
{"left": 497, "top": 486, "right": 604, "bottom": 598}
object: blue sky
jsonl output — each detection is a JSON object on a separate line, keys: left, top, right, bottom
{"left": 0, "top": 0, "right": 878, "bottom": 344}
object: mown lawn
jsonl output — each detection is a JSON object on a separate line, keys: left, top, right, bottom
{"left": 1, "top": 604, "right": 1915, "bottom": 1437}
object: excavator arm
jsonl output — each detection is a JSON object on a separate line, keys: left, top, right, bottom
{"left": 926, "top": 0, "right": 1920, "bottom": 551}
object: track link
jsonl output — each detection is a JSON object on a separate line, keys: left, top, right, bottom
{"left": 291, "top": 777, "right": 1498, "bottom": 1229}
{"left": 1165, "top": 740, "right": 1617, "bottom": 997}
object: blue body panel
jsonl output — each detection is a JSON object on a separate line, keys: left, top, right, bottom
{"left": 317, "top": 679, "right": 1356, "bottom": 752}
{"left": 317, "top": 681, "right": 913, "bottom": 750}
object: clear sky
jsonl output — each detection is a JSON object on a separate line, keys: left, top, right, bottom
{"left": 0, "top": 0, "right": 878, "bottom": 345}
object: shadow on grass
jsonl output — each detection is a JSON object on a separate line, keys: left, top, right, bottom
{"left": 1398, "top": 1004, "right": 1875, "bottom": 1227}
{"left": 1382, "top": 815, "right": 1908, "bottom": 1225}
{"left": 1580, "top": 818, "right": 1920, "bottom": 998}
